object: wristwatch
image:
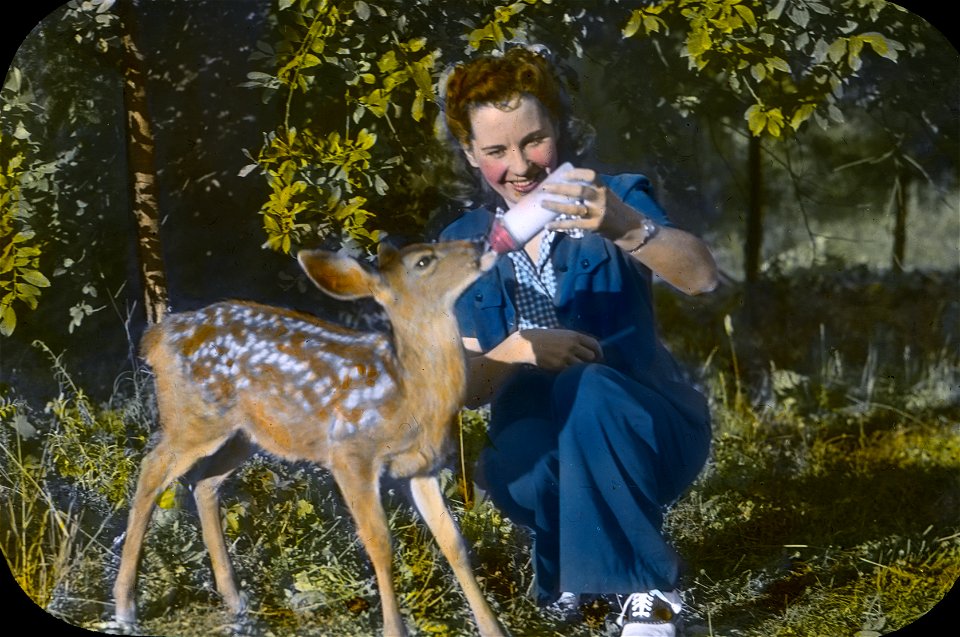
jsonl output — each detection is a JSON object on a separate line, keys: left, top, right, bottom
{"left": 630, "top": 216, "right": 660, "bottom": 253}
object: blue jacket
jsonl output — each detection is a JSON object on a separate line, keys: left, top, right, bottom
{"left": 440, "top": 174, "right": 693, "bottom": 392}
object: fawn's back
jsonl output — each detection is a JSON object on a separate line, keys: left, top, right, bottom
{"left": 148, "top": 302, "right": 399, "bottom": 440}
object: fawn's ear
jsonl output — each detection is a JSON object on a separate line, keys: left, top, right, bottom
{"left": 297, "top": 249, "right": 379, "bottom": 300}
{"left": 376, "top": 241, "right": 401, "bottom": 270}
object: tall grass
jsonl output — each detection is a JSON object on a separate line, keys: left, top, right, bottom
{"left": 0, "top": 406, "right": 78, "bottom": 607}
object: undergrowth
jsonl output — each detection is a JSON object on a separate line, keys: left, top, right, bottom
{"left": 0, "top": 267, "right": 957, "bottom": 636}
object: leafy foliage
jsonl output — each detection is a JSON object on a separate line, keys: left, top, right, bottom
{"left": 0, "top": 69, "right": 56, "bottom": 336}
{"left": 622, "top": 0, "right": 905, "bottom": 138}
{"left": 241, "top": 0, "right": 453, "bottom": 255}
{"left": 0, "top": 0, "right": 132, "bottom": 338}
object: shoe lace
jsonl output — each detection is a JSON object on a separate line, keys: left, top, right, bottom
{"left": 618, "top": 592, "right": 655, "bottom": 624}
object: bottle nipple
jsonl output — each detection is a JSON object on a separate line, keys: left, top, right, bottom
{"left": 487, "top": 220, "right": 520, "bottom": 254}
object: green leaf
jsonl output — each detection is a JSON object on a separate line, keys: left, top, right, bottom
{"left": 0, "top": 305, "right": 15, "bottom": 336}
{"left": 411, "top": 92, "right": 425, "bottom": 122}
{"left": 860, "top": 32, "right": 893, "bottom": 59}
{"left": 374, "top": 173, "right": 388, "bottom": 195}
{"left": 768, "top": 57, "right": 791, "bottom": 73}
{"left": 622, "top": 10, "right": 642, "bottom": 38}
{"left": 354, "top": 0, "right": 370, "bottom": 21}
{"left": 297, "top": 499, "right": 315, "bottom": 518}
{"left": 20, "top": 270, "right": 50, "bottom": 288}
{"left": 767, "top": 0, "right": 786, "bottom": 20}
{"left": 734, "top": 4, "right": 757, "bottom": 30}
{"left": 746, "top": 104, "right": 767, "bottom": 137}
{"left": 13, "top": 122, "right": 30, "bottom": 140}
{"left": 687, "top": 26, "right": 712, "bottom": 59}
{"left": 790, "top": 103, "right": 817, "bottom": 130}
{"left": 378, "top": 50, "right": 398, "bottom": 74}
{"left": 157, "top": 486, "right": 177, "bottom": 509}
{"left": 765, "top": 108, "right": 785, "bottom": 137}
{"left": 827, "top": 38, "right": 847, "bottom": 64}
{"left": 263, "top": 214, "right": 280, "bottom": 232}
{"left": 226, "top": 509, "right": 241, "bottom": 533}
{"left": 788, "top": 6, "right": 809, "bottom": 28}
{"left": 356, "top": 128, "right": 377, "bottom": 150}
{"left": 406, "top": 37, "right": 427, "bottom": 53}
{"left": 3, "top": 67, "right": 21, "bottom": 93}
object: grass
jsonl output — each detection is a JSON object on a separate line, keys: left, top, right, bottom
{"left": 0, "top": 266, "right": 957, "bottom": 636}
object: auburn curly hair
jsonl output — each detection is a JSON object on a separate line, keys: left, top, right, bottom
{"left": 443, "top": 47, "right": 566, "bottom": 147}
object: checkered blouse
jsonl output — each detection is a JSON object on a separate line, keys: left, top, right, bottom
{"left": 496, "top": 208, "right": 584, "bottom": 330}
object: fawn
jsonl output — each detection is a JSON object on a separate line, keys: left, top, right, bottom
{"left": 112, "top": 240, "right": 506, "bottom": 636}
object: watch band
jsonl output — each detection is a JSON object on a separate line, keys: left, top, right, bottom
{"left": 630, "top": 216, "right": 660, "bottom": 253}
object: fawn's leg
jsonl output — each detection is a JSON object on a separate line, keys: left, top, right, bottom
{"left": 409, "top": 475, "right": 507, "bottom": 637}
{"left": 114, "top": 438, "right": 218, "bottom": 624}
{"left": 191, "top": 434, "right": 255, "bottom": 617}
{"left": 333, "top": 459, "right": 406, "bottom": 637}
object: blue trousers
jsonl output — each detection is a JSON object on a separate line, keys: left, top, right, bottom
{"left": 477, "top": 363, "right": 711, "bottom": 604}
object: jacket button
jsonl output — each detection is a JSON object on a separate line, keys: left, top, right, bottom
{"left": 581, "top": 259, "right": 590, "bottom": 269}
{"left": 474, "top": 292, "right": 483, "bottom": 302}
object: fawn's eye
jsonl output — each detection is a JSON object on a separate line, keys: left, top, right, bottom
{"left": 414, "top": 255, "right": 435, "bottom": 269}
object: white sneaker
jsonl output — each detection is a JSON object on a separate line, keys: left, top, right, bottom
{"left": 545, "top": 591, "right": 583, "bottom": 623}
{"left": 617, "top": 589, "right": 683, "bottom": 637}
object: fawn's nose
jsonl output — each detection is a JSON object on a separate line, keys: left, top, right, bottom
{"left": 470, "top": 236, "right": 499, "bottom": 272}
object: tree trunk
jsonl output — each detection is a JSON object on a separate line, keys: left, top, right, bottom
{"left": 744, "top": 132, "right": 764, "bottom": 284}
{"left": 892, "top": 169, "right": 909, "bottom": 273}
{"left": 117, "top": 0, "right": 169, "bottom": 325}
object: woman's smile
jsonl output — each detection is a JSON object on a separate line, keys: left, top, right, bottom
{"left": 507, "top": 174, "right": 545, "bottom": 197}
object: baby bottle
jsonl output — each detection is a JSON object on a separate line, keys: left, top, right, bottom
{"left": 486, "top": 162, "right": 579, "bottom": 253}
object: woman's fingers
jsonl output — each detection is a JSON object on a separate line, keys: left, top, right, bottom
{"left": 518, "top": 329, "right": 602, "bottom": 369}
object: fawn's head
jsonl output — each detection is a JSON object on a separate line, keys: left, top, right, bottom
{"left": 297, "top": 241, "right": 496, "bottom": 314}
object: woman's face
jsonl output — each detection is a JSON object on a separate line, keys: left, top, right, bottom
{"left": 462, "top": 94, "right": 559, "bottom": 207}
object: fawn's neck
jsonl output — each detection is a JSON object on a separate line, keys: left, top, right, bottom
{"left": 390, "top": 310, "right": 467, "bottom": 426}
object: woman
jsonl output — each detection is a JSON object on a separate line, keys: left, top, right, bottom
{"left": 437, "top": 46, "right": 718, "bottom": 637}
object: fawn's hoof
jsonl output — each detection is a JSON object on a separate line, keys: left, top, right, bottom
{"left": 97, "top": 618, "right": 138, "bottom": 635}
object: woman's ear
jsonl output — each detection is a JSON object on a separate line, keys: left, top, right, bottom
{"left": 461, "top": 143, "right": 480, "bottom": 168}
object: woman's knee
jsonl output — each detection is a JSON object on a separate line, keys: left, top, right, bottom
{"left": 477, "top": 445, "right": 547, "bottom": 528}
{"left": 552, "top": 363, "right": 630, "bottom": 416}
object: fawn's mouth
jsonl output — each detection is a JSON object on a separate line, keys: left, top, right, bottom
{"left": 479, "top": 250, "right": 498, "bottom": 272}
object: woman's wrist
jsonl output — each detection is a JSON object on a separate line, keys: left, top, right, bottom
{"left": 628, "top": 216, "right": 660, "bottom": 252}
{"left": 613, "top": 214, "right": 659, "bottom": 253}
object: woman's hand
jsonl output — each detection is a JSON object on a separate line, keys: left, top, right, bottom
{"left": 540, "top": 166, "right": 638, "bottom": 241}
{"left": 540, "top": 165, "right": 720, "bottom": 296}
{"left": 492, "top": 328, "right": 602, "bottom": 371}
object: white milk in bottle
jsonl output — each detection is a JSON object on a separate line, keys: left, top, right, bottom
{"left": 486, "top": 162, "right": 582, "bottom": 253}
